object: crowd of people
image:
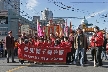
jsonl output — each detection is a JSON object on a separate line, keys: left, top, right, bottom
{"left": 0, "top": 26, "right": 108, "bottom": 67}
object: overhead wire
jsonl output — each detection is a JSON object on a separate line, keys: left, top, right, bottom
{"left": 48, "top": 0, "right": 108, "bottom": 24}
{"left": 3, "top": 0, "right": 31, "bottom": 19}
{"left": 4, "top": 0, "right": 40, "bottom": 20}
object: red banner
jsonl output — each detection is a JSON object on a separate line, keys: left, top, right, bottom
{"left": 18, "top": 45, "right": 71, "bottom": 63}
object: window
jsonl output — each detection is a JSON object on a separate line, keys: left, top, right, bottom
{"left": 5, "top": 32, "right": 7, "bottom": 35}
{"left": 1, "top": 28, "right": 2, "bottom": 31}
{"left": 6, "top": 28, "right": 8, "bottom": 31}
{"left": 2, "top": 28, "right": 3, "bottom": 31}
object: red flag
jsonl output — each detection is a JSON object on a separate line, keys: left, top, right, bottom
{"left": 70, "top": 21, "right": 72, "bottom": 33}
{"left": 49, "top": 19, "right": 53, "bottom": 24}
{"left": 65, "top": 19, "right": 67, "bottom": 26}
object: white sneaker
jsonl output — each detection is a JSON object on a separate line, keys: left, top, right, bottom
{"left": 22, "top": 63, "right": 25, "bottom": 65}
{"left": 34, "top": 62, "right": 37, "bottom": 64}
{"left": 69, "top": 63, "right": 73, "bottom": 64}
{"left": 19, "top": 62, "right": 21, "bottom": 64}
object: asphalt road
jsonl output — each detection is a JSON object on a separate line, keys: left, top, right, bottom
{"left": 0, "top": 51, "right": 108, "bottom": 72}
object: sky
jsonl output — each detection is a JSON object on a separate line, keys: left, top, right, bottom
{"left": 20, "top": 0, "right": 108, "bottom": 30}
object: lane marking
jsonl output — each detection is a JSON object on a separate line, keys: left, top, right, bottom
{"left": 6, "top": 64, "right": 31, "bottom": 72}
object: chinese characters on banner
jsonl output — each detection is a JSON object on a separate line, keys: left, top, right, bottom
{"left": 19, "top": 46, "right": 71, "bottom": 63}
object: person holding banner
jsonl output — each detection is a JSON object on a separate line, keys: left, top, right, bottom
{"left": 50, "top": 33, "right": 56, "bottom": 42}
{"left": 47, "top": 39, "right": 54, "bottom": 47}
{"left": 54, "top": 39, "right": 61, "bottom": 47}
{"left": 21, "top": 32, "right": 28, "bottom": 40}
{"left": 32, "top": 36, "right": 38, "bottom": 45}
{"left": 43, "top": 39, "right": 48, "bottom": 48}
{"left": 28, "top": 37, "right": 34, "bottom": 47}
{"left": 18, "top": 38, "right": 25, "bottom": 64}
{"left": 34, "top": 38, "right": 39, "bottom": 47}
{"left": 62, "top": 37, "right": 72, "bottom": 64}
{"left": 54, "top": 37, "right": 61, "bottom": 47}
{"left": 69, "top": 31, "right": 75, "bottom": 62}
{"left": 37, "top": 38, "right": 44, "bottom": 48}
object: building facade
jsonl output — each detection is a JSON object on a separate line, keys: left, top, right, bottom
{"left": 0, "top": 11, "right": 8, "bottom": 37}
{"left": 0, "top": 0, "right": 20, "bottom": 15}
{"left": 32, "top": 16, "right": 40, "bottom": 22}
{"left": 41, "top": 8, "right": 53, "bottom": 20}
{"left": 21, "top": 25, "right": 29, "bottom": 34}
{"left": 0, "top": 9, "right": 36, "bottom": 39}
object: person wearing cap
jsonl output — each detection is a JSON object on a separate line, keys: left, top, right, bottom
{"left": 92, "top": 26, "right": 104, "bottom": 67}
{"left": 73, "top": 28, "right": 87, "bottom": 66}
{"left": 5, "top": 31, "right": 16, "bottom": 63}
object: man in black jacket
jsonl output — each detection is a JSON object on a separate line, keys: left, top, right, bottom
{"left": 6, "top": 31, "right": 16, "bottom": 63}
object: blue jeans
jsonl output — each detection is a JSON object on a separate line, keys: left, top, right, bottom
{"left": 0, "top": 48, "right": 3, "bottom": 52}
{"left": 101, "top": 51, "right": 107, "bottom": 60}
{"left": 75, "top": 48, "right": 85, "bottom": 65}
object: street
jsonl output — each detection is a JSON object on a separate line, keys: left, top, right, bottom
{"left": 0, "top": 51, "right": 108, "bottom": 72}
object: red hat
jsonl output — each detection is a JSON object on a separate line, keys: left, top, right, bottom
{"left": 8, "top": 31, "right": 12, "bottom": 34}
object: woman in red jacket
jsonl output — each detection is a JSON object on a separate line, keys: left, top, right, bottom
{"left": 93, "top": 26, "right": 104, "bottom": 67}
